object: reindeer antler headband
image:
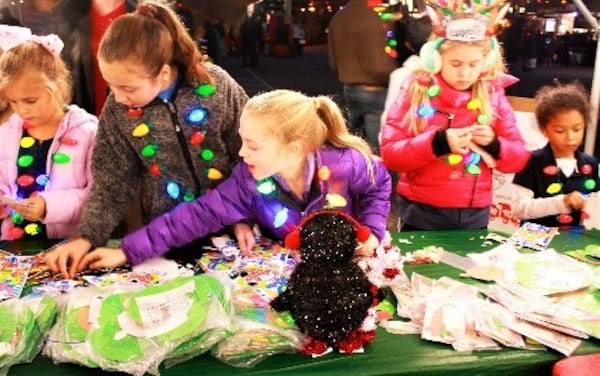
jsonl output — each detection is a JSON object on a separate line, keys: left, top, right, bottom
{"left": 426, "top": 0, "right": 509, "bottom": 41}
{"left": 419, "top": 0, "right": 509, "bottom": 74}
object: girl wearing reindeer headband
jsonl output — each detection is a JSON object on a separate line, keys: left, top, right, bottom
{"left": 381, "top": 0, "right": 530, "bottom": 230}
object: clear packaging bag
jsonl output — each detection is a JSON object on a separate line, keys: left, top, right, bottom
{"left": 0, "top": 296, "right": 57, "bottom": 375}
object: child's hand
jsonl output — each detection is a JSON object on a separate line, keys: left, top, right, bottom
{"left": 355, "top": 234, "right": 379, "bottom": 257}
{"left": 446, "top": 127, "right": 473, "bottom": 154}
{"left": 471, "top": 124, "right": 496, "bottom": 146}
{"left": 44, "top": 237, "right": 93, "bottom": 279}
{"left": 8, "top": 195, "right": 46, "bottom": 222}
{"left": 77, "top": 247, "right": 128, "bottom": 272}
{"left": 564, "top": 191, "right": 586, "bottom": 211}
{"left": 233, "top": 222, "right": 256, "bottom": 255}
{"left": 0, "top": 192, "right": 7, "bottom": 219}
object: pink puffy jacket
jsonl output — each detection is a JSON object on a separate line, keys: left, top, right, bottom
{"left": 0, "top": 105, "right": 97, "bottom": 239}
{"left": 381, "top": 73, "right": 530, "bottom": 208}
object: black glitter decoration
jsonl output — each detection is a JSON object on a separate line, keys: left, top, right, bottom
{"left": 271, "top": 211, "right": 374, "bottom": 347}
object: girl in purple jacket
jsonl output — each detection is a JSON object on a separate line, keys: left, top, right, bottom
{"left": 0, "top": 27, "right": 98, "bottom": 241}
{"left": 70, "top": 89, "right": 391, "bottom": 276}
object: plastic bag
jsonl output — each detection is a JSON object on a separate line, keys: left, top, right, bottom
{"left": 0, "top": 296, "right": 57, "bottom": 375}
{"left": 212, "top": 318, "right": 303, "bottom": 368}
{"left": 44, "top": 275, "right": 232, "bottom": 376}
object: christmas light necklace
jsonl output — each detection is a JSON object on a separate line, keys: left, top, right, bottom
{"left": 129, "top": 83, "right": 222, "bottom": 202}
{"left": 415, "top": 75, "right": 490, "bottom": 177}
{"left": 256, "top": 164, "right": 349, "bottom": 229}
{"left": 8, "top": 116, "right": 74, "bottom": 240}
{"left": 543, "top": 163, "right": 596, "bottom": 224}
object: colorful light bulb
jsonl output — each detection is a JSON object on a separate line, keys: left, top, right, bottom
{"left": 52, "top": 152, "right": 71, "bottom": 164}
{"left": 201, "top": 149, "right": 214, "bottom": 161}
{"left": 166, "top": 181, "right": 180, "bottom": 199}
{"left": 17, "top": 155, "right": 33, "bottom": 168}
{"left": 132, "top": 123, "right": 150, "bottom": 137}
{"left": 20, "top": 137, "right": 35, "bottom": 148}
{"left": 273, "top": 207, "right": 289, "bottom": 228}
{"left": 257, "top": 178, "right": 276, "bottom": 195}
{"left": 186, "top": 108, "right": 207, "bottom": 125}
{"left": 195, "top": 84, "right": 216, "bottom": 96}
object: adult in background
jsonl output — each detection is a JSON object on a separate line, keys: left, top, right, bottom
{"left": 328, "top": 0, "right": 397, "bottom": 154}
{"left": 239, "top": 3, "right": 261, "bottom": 69}
{"left": 54, "top": 0, "right": 137, "bottom": 116}
{"left": 381, "top": 16, "right": 432, "bottom": 129}
{"left": 202, "top": 20, "right": 221, "bottom": 65}
{"left": 0, "top": 7, "right": 21, "bottom": 26}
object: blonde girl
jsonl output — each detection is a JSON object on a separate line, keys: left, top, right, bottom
{"left": 70, "top": 89, "right": 391, "bottom": 276}
{"left": 0, "top": 27, "right": 98, "bottom": 240}
{"left": 381, "top": 0, "right": 530, "bottom": 230}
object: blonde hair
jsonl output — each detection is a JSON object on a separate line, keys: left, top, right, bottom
{"left": 405, "top": 39, "right": 505, "bottom": 135}
{"left": 244, "top": 89, "right": 376, "bottom": 181}
{"left": 98, "top": 1, "right": 212, "bottom": 85}
{"left": 0, "top": 41, "right": 72, "bottom": 105}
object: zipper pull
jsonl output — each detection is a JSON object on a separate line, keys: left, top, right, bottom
{"left": 164, "top": 100, "right": 181, "bottom": 132}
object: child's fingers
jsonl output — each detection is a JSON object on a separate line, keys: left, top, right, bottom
{"left": 78, "top": 252, "right": 100, "bottom": 273}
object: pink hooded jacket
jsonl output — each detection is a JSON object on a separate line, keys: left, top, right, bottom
{"left": 0, "top": 105, "right": 97, "bottom": 239}
{"left": 381, "top": 73, "right": 530, "bottom": 208}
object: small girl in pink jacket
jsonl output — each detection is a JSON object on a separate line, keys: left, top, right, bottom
{"left": 0, "top": 26, "right": 98, "bottom": 240}
{"left": 380, "top": 0, "right": 530, "bottom": 230}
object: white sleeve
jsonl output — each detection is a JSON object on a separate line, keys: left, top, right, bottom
{"left": 510, "top": 184, "right": 570, "bottom": 220}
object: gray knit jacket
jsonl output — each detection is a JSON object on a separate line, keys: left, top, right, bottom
{"left": 76, "top": 64, "right": 248, "bottom": 247}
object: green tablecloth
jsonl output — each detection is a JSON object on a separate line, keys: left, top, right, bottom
{"left": 3, "top": 229, "right": 600, "bottom": 376}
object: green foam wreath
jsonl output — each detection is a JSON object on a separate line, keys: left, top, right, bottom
{"left": 89, "top": 275, "right": 228, "bottom": 363}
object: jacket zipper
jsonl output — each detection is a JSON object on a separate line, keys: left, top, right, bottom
{"left": 164, "top": 99, "right": 202, "bottom": 195}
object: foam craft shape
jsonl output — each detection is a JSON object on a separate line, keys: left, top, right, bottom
{"left": 89, "top": 275, "right": 227, "bottom": 362}
{"left": 0, "top": 296, "right": 57, "bottom": 368}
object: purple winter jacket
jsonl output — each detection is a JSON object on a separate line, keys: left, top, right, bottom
{"left": 121, "top": 145, "right": 391, "bottom": 265}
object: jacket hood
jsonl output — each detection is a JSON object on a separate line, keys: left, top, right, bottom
{"left": 433, "top": 72, "right": 519, "bottom": 109}
{"left": 490, "top": 73, "right": 519, "bottom": 90}
{"left": 61, "top": 104, "right": 98, "bottom": 132}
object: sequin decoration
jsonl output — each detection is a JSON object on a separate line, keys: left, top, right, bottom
{"left": 270, "top": 212, "right": 376, "bottom": 352}
{"left": 129, "top": 83, "right": 220, "bottom": 202}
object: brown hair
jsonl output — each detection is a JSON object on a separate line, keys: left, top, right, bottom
{"left": 534, "top": 81, "right": 591, "bottom": 129}
{"left": 244, "top": 89, "right": 376, "bottom": 181}
{"left": 0, "top": 41, "right": 72, "bottom": 104}
{"left": 98, "top": 1, "right": 212, "bottom": 85}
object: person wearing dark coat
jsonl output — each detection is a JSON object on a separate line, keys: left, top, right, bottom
{"left": 54, "top": 0, "right": 137, "bottom": 115}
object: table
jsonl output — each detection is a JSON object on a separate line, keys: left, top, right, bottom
{"left": 3, "top": 229, "right": 600, "bottom": 376}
